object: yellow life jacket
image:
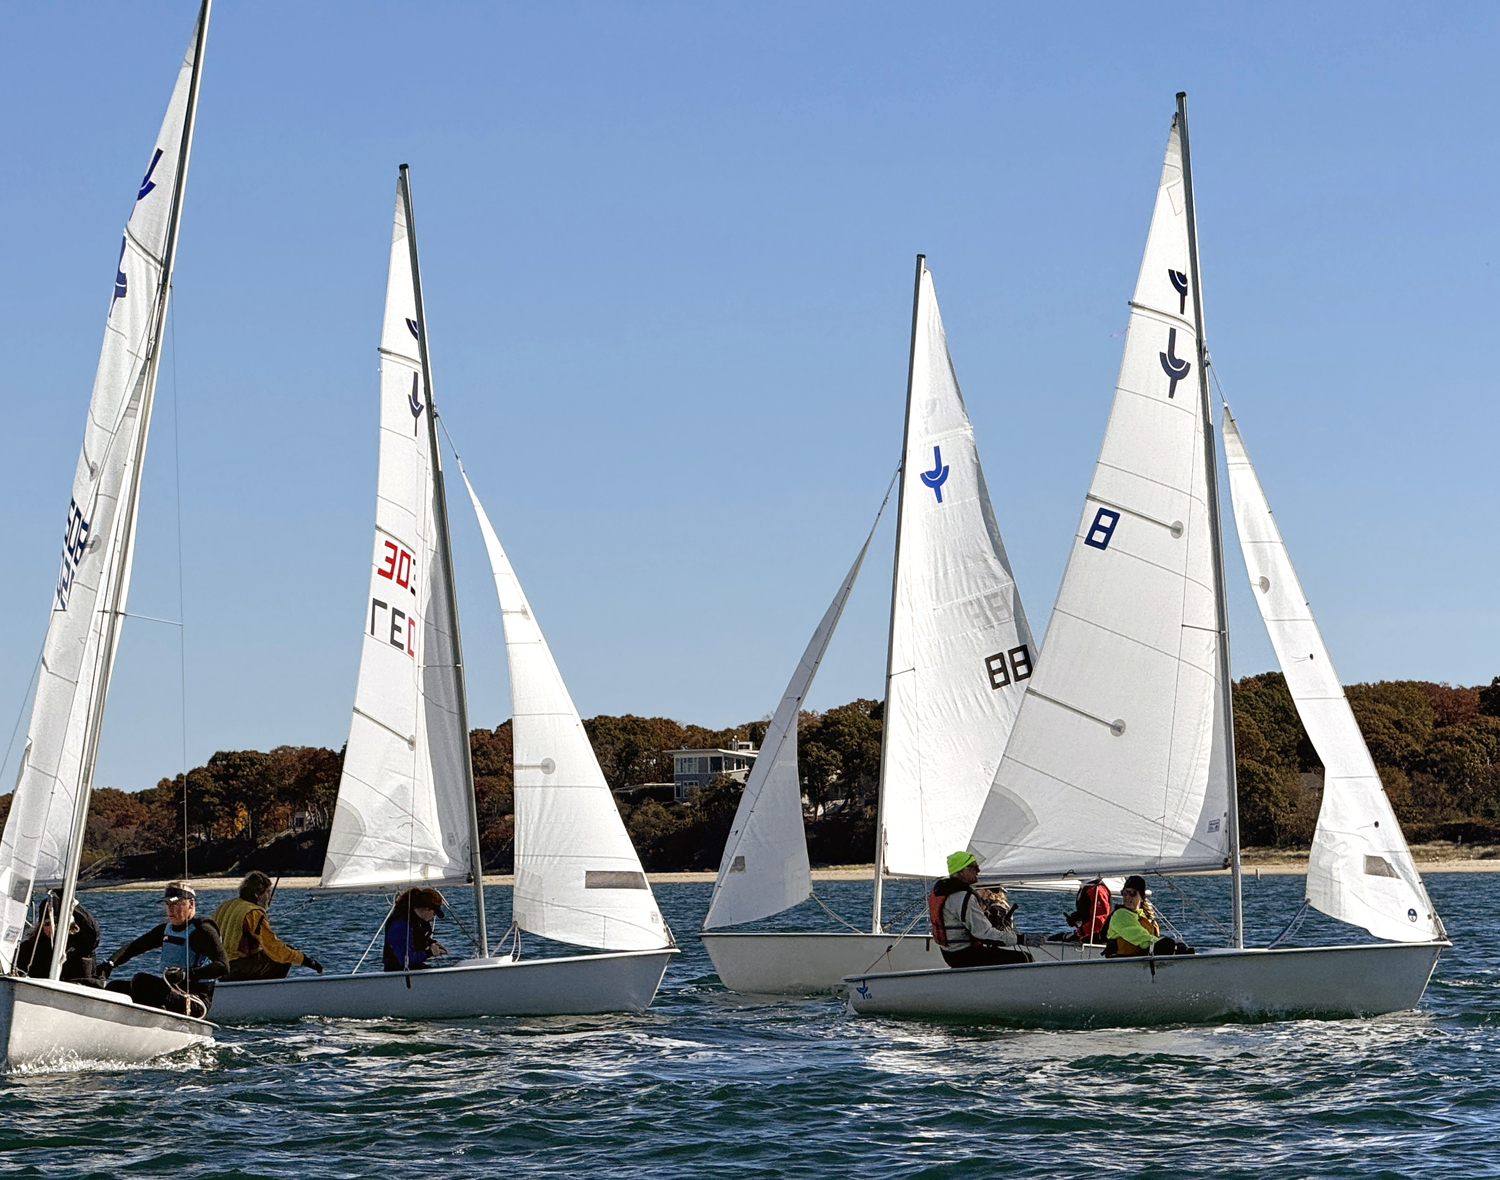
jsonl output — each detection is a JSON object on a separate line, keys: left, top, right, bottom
{"left": 210, "top": 897, "right": 264, "bottom": 960}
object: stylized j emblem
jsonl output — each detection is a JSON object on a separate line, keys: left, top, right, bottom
{"left": 409, "top": 371, "right": 425, "bottom": 433}
{"left": 1169, "top": 269, "right": 1188, "bottom": 315}
{"left": 112, "top": 237, "right": 128, "bottom": 303}
{"left": 1159, "top": 328, "right": 1191, "bottom": 399}
{"left": 920, "top": 445, "right": 950, "bottom": 503}
{"left": 137, "top": 149, "right": 163, "bottom": 202}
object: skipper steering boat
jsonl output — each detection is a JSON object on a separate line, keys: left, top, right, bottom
{"left": 0, "top": 2, "right": 215, "bottom": 1068}
{"left": 210, "top": 168, "right": 674, "bottom": 1022}
{"left": 846, "top": 94, "right": 1446, "bottom": 1028}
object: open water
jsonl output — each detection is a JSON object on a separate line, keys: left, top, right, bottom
{"left": 0, "top": 872, "right": 1496, "bottom": 1179}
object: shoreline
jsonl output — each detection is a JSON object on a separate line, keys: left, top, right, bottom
{"left": 80, "top": 849, "right": 1500, "bottom": 892}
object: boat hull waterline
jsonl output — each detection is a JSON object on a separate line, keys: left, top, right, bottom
{"left": 211, "top": 948, "right": 676, "bottom": 1023}
{"left": 844, "top": 941, "right": 1445, "bottom": 1027}
{"left": 702, "top": 931, "right": 1103, "bottom": 996}
{"left": 0, "top": 976, "right": 213, "bottom": 1070}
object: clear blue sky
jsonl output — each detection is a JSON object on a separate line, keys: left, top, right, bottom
{"left": 2, "top": 2, "right": 1496, "bottom": 795}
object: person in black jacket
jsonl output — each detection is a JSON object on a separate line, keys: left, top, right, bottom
{"left": 15, "top": 890, "right": 102, "bottom": 983}
{"left": 101, "top": 881, "right": 228, "bottom": 1018}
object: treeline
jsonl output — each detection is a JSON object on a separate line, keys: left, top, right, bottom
{"left": 2, "top": 677, "right": 1497, "bottom": 878}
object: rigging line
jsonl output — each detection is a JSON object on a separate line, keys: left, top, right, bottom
{"left": 0, "top": 640, "right": 45, "bottom": 788}
{"left": 1150, "top": 871, "right": 1231, "bottom": 941}
{"left": 352, "top": 894, "right": 400, "bottom": 974}
{"left": 171, "top": 295, "right": 190, "bottom": 880}
{"left": 1266, "top": 899, "right": 1311, "bottom": 950}
{"left": 120, "top": 612, "right": 182, "bottom": 627}
{"left": 809, "top": 888, "right": 864, "bottom": 933}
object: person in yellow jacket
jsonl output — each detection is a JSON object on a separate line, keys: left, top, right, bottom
{"left": 1104, "top": 876, "right": 1194, "bottom": 957}
{"left": 211, "top": 871, "right": 323, "bottom": 980}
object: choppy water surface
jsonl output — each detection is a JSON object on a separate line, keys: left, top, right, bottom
{"left": 1, "top": 873, "right": 1496, "bottom": 1178}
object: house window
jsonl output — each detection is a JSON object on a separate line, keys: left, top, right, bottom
{"left": 710, "top": 756, "right": 723, "bottom": 773}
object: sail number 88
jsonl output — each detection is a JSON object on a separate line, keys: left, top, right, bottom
{"left": 985, "top": 645, "right": 1033, "bottom": 690}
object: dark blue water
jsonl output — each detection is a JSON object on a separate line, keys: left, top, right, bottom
{"left": 2, "top": 873, "right": 1496, "bottom": 1179}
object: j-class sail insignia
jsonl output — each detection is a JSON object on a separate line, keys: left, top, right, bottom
{"left": 211, "top": 168, "right": 674, "bottom": 1023}
{"left": 0, "top": 0, "right": 216, "bottom": 1069}
{"left": 846, "top": 94, "right": 1446, "bottom": 1028}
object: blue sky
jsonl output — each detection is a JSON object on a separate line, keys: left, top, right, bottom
{"left": 1, "top": 2, "right": 1496, "bottom": 794}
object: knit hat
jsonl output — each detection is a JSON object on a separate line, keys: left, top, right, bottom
{"left": 946, "top": 850, "right": 979, "bottom": 875}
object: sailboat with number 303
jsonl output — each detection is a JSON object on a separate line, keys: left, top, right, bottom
{"left": 211, "top": 168, "right": 674, "bottom": 1022}
{"left": 0, "top": 1, "right": 215, "bottom": 1068}
{"left": 847, "top": 94, "right": 1446, "bottom": 1027}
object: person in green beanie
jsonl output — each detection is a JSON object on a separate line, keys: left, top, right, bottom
{"left": 927, "top": 850, "right": 1032, "bottom": 968}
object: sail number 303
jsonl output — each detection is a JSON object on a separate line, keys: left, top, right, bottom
{"left": 371, "top": 539, "right": 417, "bottom": 658}
{"left": 985, "top": 645, "right": 1033, "bottom": 690}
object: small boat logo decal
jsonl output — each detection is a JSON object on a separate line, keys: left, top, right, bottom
{"left": 113, "top": 238, "right": 128, "bottom": 303}
{"left": 1159, "top": 328, "right": 1191, "bottom": 399}
{"left": 137, "top": 148, "right": 163, "bottom": 201}
{"left": 920, "top": 446, "right": 950, "bottom": 503}
{"left": 1169, "top": 269, "right": 1188, "bottom": 315}
{"left": 855, "top": 981, "right": 871, "bottom": 999}
{"left": 409, "top": 372, "right": 425, "bottom": 433}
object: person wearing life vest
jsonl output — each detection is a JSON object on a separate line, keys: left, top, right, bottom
{"left": 928, "top": 851, "right": 1032, "bottom": 968}
{"left": 211, "top": 871, "right": 324, "bottom": 981}
{"left": 101, "top": 881, "right": 229, "bottom": 1017}
{"left": 15, "top": 889, "right": 102, "bottom": 983}
{"left": 1062, "top": 879, "right": 1112, "bottom": 943}
{"left": 1102, "top": 876, "right": 1194, "bottom": 957}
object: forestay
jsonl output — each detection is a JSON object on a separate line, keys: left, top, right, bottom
{"left": 704, "top": 514, "right": 883, "bottom": 930}
{"left": 969, "top": 116, "right": 1230, "bottom": 878}
{"left": 1223, "top": 410, "right": 1440, "bottom": 942}
{"left": 458, "top": 470, "right": 669, "bottom": 952}
{"left": 0, "top": 9, "right": 207, "bottom": 972}
{"left": 321, "top": 188, "right": 471, "bottom": 891}
{"left": 880, "top": 264, "right": 1035, "bottom": 878}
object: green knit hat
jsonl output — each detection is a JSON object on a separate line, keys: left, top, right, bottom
{"left": 946, "top": 850, "right": 978, "bottom": 875}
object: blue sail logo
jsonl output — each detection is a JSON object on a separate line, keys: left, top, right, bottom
{"left": 409, "top": 371, "right": 425, "bottom": 434}
{"left": 137, "top": 148, "right": 163, "bottom": 201}
{"left": 406, "top": 318, "right": 420, "bottom": 340}
{"left": 112, "top": 238, "right": 128, "bottom": 303}
{"left": 920, "top": 445, "right": 950, "bottom": 503}
{"left": 1159, "top": 328, "right": 1191, "bottom": 399}
{"left": 1169, "top": 269, "right": 1188, "bottom": 315}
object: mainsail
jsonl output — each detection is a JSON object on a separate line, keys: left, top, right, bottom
{"left": 1223, "top": 410, "right": 1440, "bottom": 942}
{"left": 969, "top": 115, "right": 1230, "bottom": 878}
{"left": 321, "top": 182, "right": 472, "bottom": 891}
{"left": 878, "top": 261, "right": 1035, "bottom": 881}
{"left": 458, "top": 470, "right": 669, "bottom": 952}
{"left": 703, "top": 515, "right": 882, "bottom": 930}
{"left": 0, "top": 1, "right": 210, "bottom": 975}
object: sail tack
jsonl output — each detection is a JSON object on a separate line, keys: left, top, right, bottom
{"left": 969, "top": 116, "right": 1230, "bottom": 879}
{"left": 878, "top": 264, "right": 1036, "bottom": 879}
{"left": 321, "top": 186, "right": 472, "bottom": 891}
{"left": 704, "top": 525, "right": 879, "bottom": 930}
{"left": 1223, "top": 411, "right": 1440, "bottom": 942}
{"left": 459, "top": 471, "right": 669, "bottom": 952}
{"left": 0, "top": 5, "right": 208, "bottom": 972}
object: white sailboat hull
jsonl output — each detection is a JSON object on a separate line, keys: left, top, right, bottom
{"left": 0, "top": 977, "right": 212, "bottom": 1070}
{"left": 702, "top": 931, "right": 1103, "bottom": 995}
{"left": 845, "top": 941, "right": 1445, "bottom": 1028}
{"left": 211, "top": 949, "right": 675, "bottom": 1023}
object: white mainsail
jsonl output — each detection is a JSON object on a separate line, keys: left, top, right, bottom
{"left": 879, "top": 263, "right": 1035, "bottom": 879}
{"left": 1223, "top": 410, "right": 1440, "bottom": 942}
{"left": 458, "top": 470, "right": 669, "bottom": 952}
{"left": 703, "top": 521, "right": 881, "bottom": 930}
{"left": 321, "top": 186, "right": 472, "bottom": 891}
{"left": 0, "top": 3, "right": 209, "bottom": 974}
{"left": 969, "top": 115, "right": 1230, "bottom": 878}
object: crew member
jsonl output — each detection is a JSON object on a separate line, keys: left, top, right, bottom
{"left": 211, "top": 871, "right": 323, "bottom": 980}
{"left": 15, "top": 890, "right": 101, "bottom": 983}
{"left": 383, "top": 887, "right": 449, "bottom": 971}
{"left": 1059, "top": 878, "right": 1113, "bottom": 944}
{"left": 102, "top": 881, "right": 229, "bottom": 1017}
{"left": 929, "top": 851, "right": 1031, "bottom": 968}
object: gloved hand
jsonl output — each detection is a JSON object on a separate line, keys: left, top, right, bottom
{"left": 302, "top": 955, "right": 323, "bottom": 974}
{"left": 98, "top": 959, "right": 114, "bottom": 980}
{"left": 163, "top": 967, "right": 188, "bottom": 989}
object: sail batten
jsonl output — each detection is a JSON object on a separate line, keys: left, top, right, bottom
{"left": 0, "top": 1, "right": 210, "bottom": 975}
{"left": 968, "top": 115, "right": 1230, "bottom": 880}
{"left": 1222, "top": 411, "right": 1440, "bottom": 942}
{"left": 459, "top": 470, "right": 669, "bottom": 952}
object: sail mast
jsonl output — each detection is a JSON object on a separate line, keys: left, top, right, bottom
{"left": 870, "top": 253, "right": 924, "bottom": 933}
{"left": 48, "top": 0, "right": 212, "bottom": 980}
{"left": 398, "top": 165, "right": 489, "bottom": 955}
{"left": 1175, "top": 91, "right": 1244, "bottom": 948}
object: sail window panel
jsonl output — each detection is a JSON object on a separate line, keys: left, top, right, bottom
{"left": 584, "top": 871, "right": 649, "bottom": 890}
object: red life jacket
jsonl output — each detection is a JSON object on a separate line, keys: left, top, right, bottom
{"left": 1075, "top": 882, "right": 1112, "bottom": 941}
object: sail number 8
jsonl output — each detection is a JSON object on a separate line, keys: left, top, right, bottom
{"left": 985, "top": 645, "right": 1033, "bottom": 690}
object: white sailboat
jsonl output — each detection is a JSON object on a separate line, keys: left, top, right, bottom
{"left": 846, "top": 94, "right": 1446, "bottom": 1027}
{"left": 701, "top": 258, "right": 1053, "bottom": 994}
{"left": 212, "top": 168, "right": 673, "bottom": 1023}
{"left": 0, "top": 1, "right": 215, "bottom": 1068}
